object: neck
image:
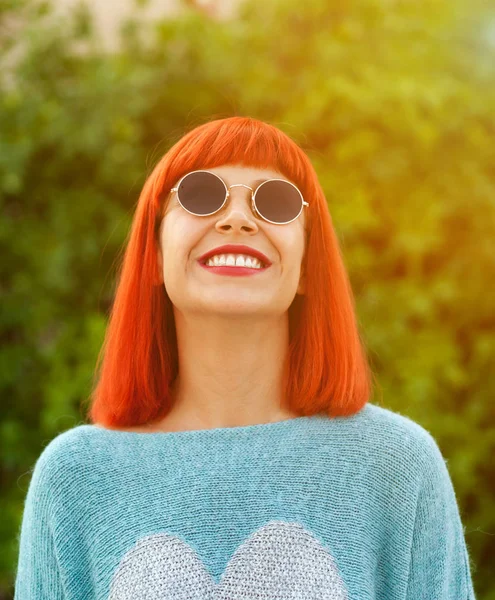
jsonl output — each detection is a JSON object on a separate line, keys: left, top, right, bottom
{"left": 163, "top": 311, "right": 296, "bottom": 430}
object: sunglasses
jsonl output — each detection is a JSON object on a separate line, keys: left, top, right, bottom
{"left": 170, "top": 170, "right": 309, "bottom": 225}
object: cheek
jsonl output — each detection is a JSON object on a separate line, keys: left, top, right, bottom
{"left": 158, "top": 218, "right": 182, "bottom": 278}
{"left": 275, "top": 227, "right": 305, "bottom": 267}
{"left": 159, "top": 215, "right": 205, "bottom": 275}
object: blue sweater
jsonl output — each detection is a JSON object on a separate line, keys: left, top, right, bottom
{"left": 14, "top": 402, "right": 476, "bottom": 599}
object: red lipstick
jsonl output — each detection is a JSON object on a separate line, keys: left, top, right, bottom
{"left": 198, "top": 244, "right": 272, "bottom": 267}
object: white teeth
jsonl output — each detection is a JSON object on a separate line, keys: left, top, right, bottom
{"left": 205, "top": 253, "right": 264, "bottom": 268}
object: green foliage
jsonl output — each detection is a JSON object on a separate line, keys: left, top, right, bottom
{"left": 1, "top": 0, "right": 494, "bottom": 596}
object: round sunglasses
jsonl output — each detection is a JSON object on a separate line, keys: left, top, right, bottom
{"left": 170, "top": 170, "right": 309, "bottom": 225}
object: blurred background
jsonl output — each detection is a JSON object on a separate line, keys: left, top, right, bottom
{"left": 1, "top": 0, "right": 494, "bottom": 597}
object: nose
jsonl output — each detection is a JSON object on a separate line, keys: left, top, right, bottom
{"left": 214, "top": 184, "right": 259, "bottom": 234}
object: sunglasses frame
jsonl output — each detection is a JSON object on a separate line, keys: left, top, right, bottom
{"left": 170, "top": 169, "right": 309, "bottom": 225}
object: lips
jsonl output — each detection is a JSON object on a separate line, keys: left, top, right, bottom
{"left": 198, "top": 244, "right": 272, "bottom": 267}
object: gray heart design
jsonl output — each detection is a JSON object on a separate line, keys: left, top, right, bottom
{"left": 109, "top": 520, "right": 348, "bottom": 599}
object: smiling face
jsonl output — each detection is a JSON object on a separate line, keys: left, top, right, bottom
{"left": 157, "top": 163, "right": 306, "bottom": 318}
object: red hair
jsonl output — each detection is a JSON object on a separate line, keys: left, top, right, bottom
{"left": 85, "top": 116, "right": 375, "bottom": 428}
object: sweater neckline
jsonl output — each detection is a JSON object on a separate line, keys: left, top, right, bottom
{"left": 89, "top": 415, "right": 320, "bottom": 440}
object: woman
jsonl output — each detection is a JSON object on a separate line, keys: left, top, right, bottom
{"left": 14, "top": 116, "right": 476, "bottom": 599}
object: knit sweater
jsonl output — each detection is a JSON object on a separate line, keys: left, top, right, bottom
{"left": 14, "top": 402, "right": 476, "bottom": 600}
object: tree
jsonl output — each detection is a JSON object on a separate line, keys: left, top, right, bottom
{"left": 1, "top": 0, "right": 493, "bottom": 596}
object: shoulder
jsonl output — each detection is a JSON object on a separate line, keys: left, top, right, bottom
{"left": 33, "top": 424, "right": 97, "bottom": 466}
{"left": 358, "top": 402, "right": 443, "bottom": 446}
{"left": 348, "top": 402, "right": 448, "bottom": 478}
{"left": 25, "top": 424, "right": 106, "bottom": 493}
{"left": 19, "top": 424, "right": 98, "bottom": 512}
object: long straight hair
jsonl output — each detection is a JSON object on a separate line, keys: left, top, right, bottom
{"left": 85, "top": 116, "right": 376, "bottom": 428}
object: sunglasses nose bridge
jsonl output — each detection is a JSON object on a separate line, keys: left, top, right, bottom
{"left": 227, "top": 183, "right": 254, "bottom": 196}
{"left": 225, "top": 183, "right": 256, "bottom": 210}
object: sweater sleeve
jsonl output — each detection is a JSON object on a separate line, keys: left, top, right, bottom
{"left": 405, "top": 435, "right": 476, "bottom": 600}
{"left": 13, "top": 446, "right": 66, "bottom": 600}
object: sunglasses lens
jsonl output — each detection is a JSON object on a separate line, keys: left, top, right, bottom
{"left": 254, "top": 180, "right": 303, "bottom": 223}
{"left": 177, "top": 171, "right": 226, "bottom": 215}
